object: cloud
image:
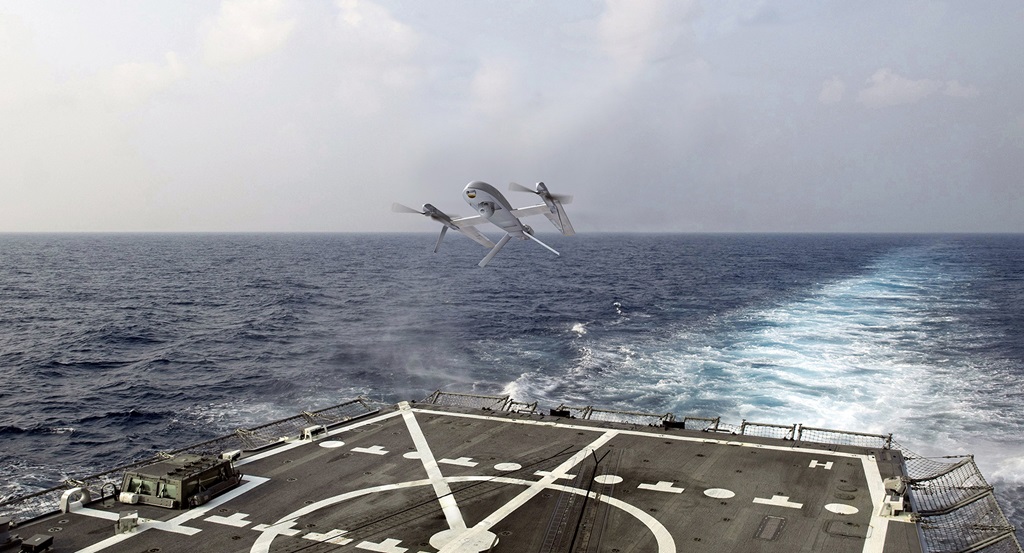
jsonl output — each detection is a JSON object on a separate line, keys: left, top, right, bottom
{"left": 201, "top": 0, "right": 296, "bottom": 67}
{"left": 332, "top": 0, "right": 424, "bottom": 117}
{"left": 468, "top": 57, "right": 523, "bottom": 117}
{"left": 856, "top": 68, "right": 941, "bottom": 108}
{"left": 336, "top": 0, "right": 417, "bottom": 57}
{"left": 818, "top": 76, "right": 845, "bottom": 105}
{"left": 597, "top": 0, "right": 701, "bottom": 79}
{"left": 943, "top": 80, "right": 979, "bottom": 98}
{"left": 99, "top": 52, "right": 186, "bottom": 107}
{"left": 855, "top": 68, "right": 981, "bottom": 108}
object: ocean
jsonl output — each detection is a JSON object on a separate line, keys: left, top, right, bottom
{"left": 1, "top": 233, "right": 1022, "bottom": 535}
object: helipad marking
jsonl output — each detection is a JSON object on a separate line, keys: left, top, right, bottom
{"left": 252, "top": 520, "right": 301, "bottom": 537}
{"left": 320, "top": 440, "right": 346, "bottom": 448}
{"left": 594, "top": 475, "right": 623, "bottom": 485}
{"left": 638, "top": 481, "right": 684, "bottom": 494}
{"left": 439, "top": 457, "right": 478, "bottom": 467}
{"left": 205, "top": 512, "right": 252, "bottom": 527}
{"left": 494, "top": 462, "right": 521, "bottom": 471}
{"left": 430, "top": 528, "right": 498, "bottom": 550}
{"left": 437, "top": 431, "right": 619, "bottom": 553}
{"left": 753, "top": 495, "right": 803, "bottom": 509}
{"left": 250, "top": 475, "right": 676, "bottom": 553}
{"left": 357, "top": 537, "right": 407, "bottom": 552}
{"left": 405, "top": 406, "right": 900, "bottom": 553}
{"left": 352, "top": 445, "right": 389, "bottom": 455}
{"left": 809, "top": 460, "right": 833, "bottom": 470}
{"left": 304, "top": 529, "right": 353, "bottom": 545}
{"left": 236, "top": 407, "right": 886, "bottom": 553}
{"left": 534, "top": 470, "right": 575, "bottom": 480}
{"left": 403, "top": 452, "right": 421, "bottom": 459}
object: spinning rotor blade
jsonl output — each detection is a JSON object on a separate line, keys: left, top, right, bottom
{"left": 391, "top": 202, "right": 423, "bottom": 214}
{"left": 509, "top": 182, "right": 573, "bottom": 204}
{"left": 509, "top": 182, "right": 536, "bottom": 194}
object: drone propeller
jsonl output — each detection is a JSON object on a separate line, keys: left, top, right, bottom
{"left": 509, "top": 182, "right": 573, "bottom": 204}
{"left": 391, "top": 202, "right": 424, "bottom": 214}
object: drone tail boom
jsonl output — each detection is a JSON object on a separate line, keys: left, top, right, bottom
{"left": 479, "top": 234, "right": 513, "bottom": 268}
{"left": 524, "top": 231, "right": 559, "bottom": 256}
{"left": 433, "top": 226, "right": 448, "bottom": 253}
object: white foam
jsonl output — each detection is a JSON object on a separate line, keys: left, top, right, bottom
{"left": 504, "top": 244, "right": 1023, "bottom": 489}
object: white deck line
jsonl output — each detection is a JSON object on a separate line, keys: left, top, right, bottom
{"left": 399, "top": 402, "right": 468, "bottom": 532}
{"left": 861, "top": 454, "right": 890, "bottom": 553}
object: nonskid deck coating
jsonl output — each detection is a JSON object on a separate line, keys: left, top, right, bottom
{"left": 14, "top": 402, "right": 922, "bottom": 552}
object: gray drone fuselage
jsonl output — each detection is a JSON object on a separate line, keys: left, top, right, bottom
{"left": 462, "top": 181, "right": 532, "bottom": 238}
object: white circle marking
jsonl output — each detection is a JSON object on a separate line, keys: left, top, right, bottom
{"left": 825, "top": 503, "right": 859, "bottom": 515}
{"left": 703, "top": 488, "right": 736, "bottom": 499}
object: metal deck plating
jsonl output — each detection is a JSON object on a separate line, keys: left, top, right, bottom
{"left": 1, "top": 392, "right": 1020, "bottom": 553}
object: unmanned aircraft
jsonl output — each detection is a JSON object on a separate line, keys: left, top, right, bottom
{"left": 393, "top": 181, "right": 575, "bottom": 267}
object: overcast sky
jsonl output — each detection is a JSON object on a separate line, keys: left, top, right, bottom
{"left": 2, "top": 1, "right": 1021, "bottom": 232}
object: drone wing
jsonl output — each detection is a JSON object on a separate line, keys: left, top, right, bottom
{"left": 458, "top": 225, "right": 496, "bottom": 248}
{"left": 446, "top": 214, "right": 495, "bottom": 247}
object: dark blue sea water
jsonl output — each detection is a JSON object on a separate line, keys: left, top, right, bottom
{"left": 1, "top": 233, "right": 1022, "bottom": 532}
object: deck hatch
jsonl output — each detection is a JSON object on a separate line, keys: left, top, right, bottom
{"left": 755, "top": 516, "right": 786, "bottom": 540}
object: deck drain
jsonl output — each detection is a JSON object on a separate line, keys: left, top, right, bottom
{"left": 826, "top": 521, "right": 865, "bottom": 538}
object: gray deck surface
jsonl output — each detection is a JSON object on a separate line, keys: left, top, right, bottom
{"left": 10, "top": 402, "right": 923, "bottom": 552}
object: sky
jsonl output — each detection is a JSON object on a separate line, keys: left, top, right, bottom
{"left": 1, "top": 0, "right": 1021, "bottom": 233}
